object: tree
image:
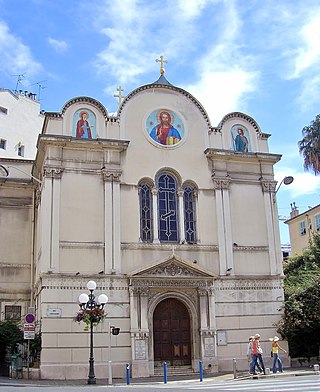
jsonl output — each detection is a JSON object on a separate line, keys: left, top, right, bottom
{"left": 0, "top": 320, "right": 23, "bottom": 365}
{"left": 277, "top": 233, "right": 320, "bottom": 357}
{"left": 298, "top": 114, "right": 320, "bottom": 175}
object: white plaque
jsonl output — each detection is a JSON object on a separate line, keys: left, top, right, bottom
{"left": 135, "top": 340, "right": 146, "bottom": 360}
{"left": 46, "top": 308, "right": 62, "bottom": 317}
{"left": 204, "top": 337, "right": 215, "bottom": 356}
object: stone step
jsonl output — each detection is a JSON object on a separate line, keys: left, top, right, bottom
{"left": 154, "top": 365, "right": 197, "bottom": 376}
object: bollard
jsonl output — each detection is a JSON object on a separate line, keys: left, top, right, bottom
{"left": 199, "top": 360, "right": 203, "bottom": 382}
{"left": 314, "top": 364, "right": 319, "bottom": 373}
{"left": 163, "top": 361, "right": 167, "bottom": 384}
{"left": 233, "top": 358, "right": 237, "bottom": 379}
{"left": 126, "top": 364, "right": 130, "bottom": 385}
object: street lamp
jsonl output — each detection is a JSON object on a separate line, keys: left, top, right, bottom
{"left": 78, "top": 280, "right": 108, "bottom": 385}
{"left": 275, "top": 176, "right": 294, "bottom": 193}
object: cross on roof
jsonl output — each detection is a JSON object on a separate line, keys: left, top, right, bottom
{"left": 156, "top": 55, "right": 168, "bottom": 75}
{"left": 113, "top": 86, "right": 125, "bottom": 106}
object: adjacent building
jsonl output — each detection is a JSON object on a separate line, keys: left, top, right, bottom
{"left": 0, "top": 68, "right": 288, "bottom": 380}
{"left": 285, "top": 203, "right": 320, "bottom": 255}
{"left": 0, "top": 88, "right": 44, "bottom": 160}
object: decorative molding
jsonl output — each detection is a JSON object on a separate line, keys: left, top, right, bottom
{"left": 261, "top": 180, "right": 277, "bottom": 193}
{"left": 43, "top": 167, "right": 64, "bottom": 179}
{"left": 131, "top": 331, "right": 149, "bottom": 339}
{"left": 212, "top": 177, "right": 231, "bottom": 190}
{"left": 36, "top": 275, "right": 129, "bottom": 292}
{"left": 102, "top": 169, "right": 122, "bottom": 182}
{"left": 233, "top": 245, "right": 268, "bottom": 252}
{"left": 59, "top": 241, "right": 105, "bottom": 249}
{"left": 130, "top": 278, "right": 214, "bottom": 289}
{"left": 215, "top": 278, "right": 284, "bottom": 291}
{"left": 61, "top": 96, "right": 109, "bottom": 118}
{"left": 149, "top": 261, "right": 197, "bottom": 277}
{"left": 216, "top": 112, "right": 262, "bottom": 134}
{"left": 198, "top": 286, "right": 215, "bottom": 296}
{"left": 121, "top": 243, "right": 219, "bottom": 251}
{"left": 117, "top": 83, "right": 212, "bottom": 129}
{"left": 200, "top": 329, "right": 215, "bottom": 337}
{"left": 0, "top": 263, "right": 30, "bottom": 269}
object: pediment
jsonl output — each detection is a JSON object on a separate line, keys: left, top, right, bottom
{"left": 129, "top": 255, "right": 216, "bottom": 279}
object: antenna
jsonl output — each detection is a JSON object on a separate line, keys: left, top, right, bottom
{"left": 31, "top": 80, "right": 47, "bottom": 101}
{"left": 12, "top": 73, "right": 26, "bottom": 93}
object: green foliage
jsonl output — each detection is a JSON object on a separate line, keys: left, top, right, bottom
{"left": 0, "top": 320, "right": 23, "bottom": 363}
{"left": 298, "top": 114, "right": 320, "bottom": 175}
{"left": 278, "top": 233, "right": 320, "bottom": 357}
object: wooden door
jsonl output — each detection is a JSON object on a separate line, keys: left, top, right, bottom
{"left": 153, "top": 298, "right": 191, "bottom": 366}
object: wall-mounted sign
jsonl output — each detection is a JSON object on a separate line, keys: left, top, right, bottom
{"left": 46, "top": 308, "right": 62, "bottom": 317}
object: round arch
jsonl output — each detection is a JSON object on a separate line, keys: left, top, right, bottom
{"left": 148, "top": 291, "right": 200, "bottom": 369}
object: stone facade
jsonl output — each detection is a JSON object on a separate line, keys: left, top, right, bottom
{"left": 0, "top": 72, "right": 288, "bottom": 380}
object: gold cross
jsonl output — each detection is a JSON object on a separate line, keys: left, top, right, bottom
{"left": 113, "top": 86, "right": 125, "bottom": 106}
{"left": 156, "top": 55, "right": 168, "bottom": 74}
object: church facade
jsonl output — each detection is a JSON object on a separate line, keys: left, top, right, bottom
{"left": 0, "top": 68, "right": 287, "bottom": 380}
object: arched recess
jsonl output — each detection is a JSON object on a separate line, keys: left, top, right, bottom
{"left": 148, "top": 291, "right": 199, "bottom": 369}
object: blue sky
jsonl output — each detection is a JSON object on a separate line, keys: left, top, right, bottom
{"left": 1, "top": 0, "right": 320, "bottom": 244}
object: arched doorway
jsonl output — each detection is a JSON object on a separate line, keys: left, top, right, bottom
{"left": 153, "top": 298, "right": 191, "bottom": 366}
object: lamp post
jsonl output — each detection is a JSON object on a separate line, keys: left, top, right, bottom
{"left": 275, "top": 176, "right": 294, "bottom": 193}
{"left": 78, "top": 280, "right": 108, "bottom": 385}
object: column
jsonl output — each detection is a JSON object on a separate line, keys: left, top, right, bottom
{"left": 39, "top": 174, "right": 52, "bottom": 272}
{"left": 212, "top": 178, "right": 233, "bottom": 275}
{"left": 261, "top": 181, "right": 277, "bottom": 275}
{"left": 41, "top": 168, "right": 63, "bottom": 272}
{"left": 151, "top": 188, "right": 160, "bottom": 243}
{"left": 194, "top": 189, "right": 200, "bottom": 242}
{"left": 103, "top": 169, "right": 122, "bottom": 274}
{"left": 129, "top": 285, "right": 150, "bottom": 378}
{"left": 177, "top": 188, "right": 185, "bottom": 243}
{"left": 50, "top": 168, "right": 63, "bottom": 272}
{"left": 198, "top": 287, "right": 216, "bottom": 366}
{"left": 222, "top": 187, "right": 233, "bottom": 274}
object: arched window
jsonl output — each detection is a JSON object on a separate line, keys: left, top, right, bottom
{"left": 183, "top": 186, "right": 197, "bottom": 243}
{"left": 139, "top": 182, "right": 153, "bottom": 242}
{"left": 157, "top": 174, "right": 179, "bottom": 242}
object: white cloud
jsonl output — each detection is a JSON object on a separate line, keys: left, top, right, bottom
{"left": 185, "top": 69, "right": 258, "bottom": 125}
{"left": 48, "top": 37, "right": 68, "bottom": 53}
{"left": 0, "top": 20, "right": 42, "bottom": 79}
{"left": 182, "top": 1, "right": 258, "bottom": 124}
{"left": 290, "top": 14, "right": 320, "bottom": 79}
{"left": 275, "top": 168, "right": 320, "bottom": 198}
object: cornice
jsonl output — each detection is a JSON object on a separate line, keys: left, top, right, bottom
{"left": 117, "top": 83, "right": 212, "bottom": 129}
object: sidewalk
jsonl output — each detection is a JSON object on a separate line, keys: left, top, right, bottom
{"left": 0, "top": 367, "right": 318, "bottom": 387}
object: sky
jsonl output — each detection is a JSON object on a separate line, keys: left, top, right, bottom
{"left": 1, "top": 0, "right": 320, "bottom": 244}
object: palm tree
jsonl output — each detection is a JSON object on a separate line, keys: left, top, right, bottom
{"left": 298, "top": 114, "right": 320, "bottom": 175}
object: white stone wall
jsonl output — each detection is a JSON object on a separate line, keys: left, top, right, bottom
{"left": 0, "top": 89, "right": 44, "bottom": 160}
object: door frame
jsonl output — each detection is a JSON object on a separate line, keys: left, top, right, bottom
{"left": 148, "top": 291, "right": 199, "bottom": 370}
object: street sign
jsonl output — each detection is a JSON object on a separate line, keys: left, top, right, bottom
{"left": 24, "top": 323, "right": 35, "bottom": 340}
{"left": 25, "top": 313, "right": 35, "bottom": 323}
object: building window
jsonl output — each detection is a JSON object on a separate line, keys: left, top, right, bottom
{"left": 308, "top": 217, "right": 312, "bottom": 231}
{"left": 183, "top": 186, "right": 197, "bottom": 243}
{"left": 0, "top": 139, "right": 6, "bottom": 149}
{"left": 17, "top": 145, "right": 24, "bottom": 157}
{"left": 158, "top": 173, "right": 179, "bottom": 242}
{"left": 139, "top": 182, "right": 153, "bottom": 242}
{"left": 300, "top": 221, "right": 306, "bottom": 236}
{"left": 315, "top": 214, "right": 320, "bottom": 232}
{"left": 0, "top": 106, "right": 8, "bottom": 115}
{"left": 5, "top": 305, "right": 21, "bottom": 321}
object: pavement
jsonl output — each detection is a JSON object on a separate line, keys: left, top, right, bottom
{"left": 0, "top": 367, "right": 319, "bottom": 387}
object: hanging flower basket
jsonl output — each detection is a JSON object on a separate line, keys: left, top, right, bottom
{"left": 74, "top": 308, "right": 106, "bottom": 331}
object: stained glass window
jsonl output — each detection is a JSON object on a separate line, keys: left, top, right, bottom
{"left": 158, "top": 174, "right": 178, "bottom": 242}
{"left": 183, "top": 186, "right": 196, "bottom": 243}
{"left": 139, "top": 183, "right": 153, "bottom": 242}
